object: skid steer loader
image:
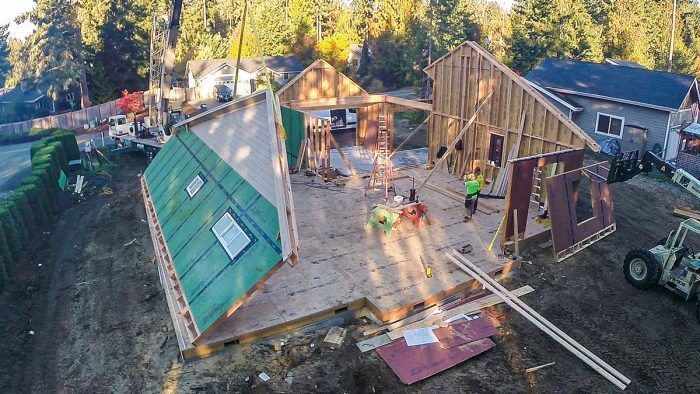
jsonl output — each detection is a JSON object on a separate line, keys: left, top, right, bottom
{"left": 623, "top": 219, "right": 700, "bottom": 321}
{"left": 608, "top": 149, "right": 700, "bottom": 321}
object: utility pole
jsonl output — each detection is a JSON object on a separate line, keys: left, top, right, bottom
{"left": 316, "top": 13, "right": 322, "bottom": 41}
{"left": 203, "top": 0, "right": 208, "bottom": 29}
{"left": 233, "top": 0, "right": 248, "bottom": 98}
{"left": 669, "top": 0, "right": 677, "bottom": 72}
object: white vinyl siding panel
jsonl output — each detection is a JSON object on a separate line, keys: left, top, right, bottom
{"left": 190, "top": 100, "right": 278, "bottom": 205}
{"left": 567, "top": 95, "right": 671, "bottom": 153}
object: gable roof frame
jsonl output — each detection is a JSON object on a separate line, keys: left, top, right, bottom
{"left": 425, "top": 41, "right": 599, "bottom": 151}
{"left": 277, "top": 59, "right": 369, "bottom": 103}
{"left": 153, "top": 90, "right": 300, "bottom": 345}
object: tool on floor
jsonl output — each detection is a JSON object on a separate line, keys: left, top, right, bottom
{"left": 409, "top": 177, "right": 417, "bottom": 202}
{"left": 419, "top": 255, "right": 432, "bottom": 278}
{"left": 488, "top": 215, "right": 506, "bottom": 252}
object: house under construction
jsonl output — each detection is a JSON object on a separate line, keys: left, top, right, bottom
{"left": 142, "top": 42, "right": 615, "bottom": 359}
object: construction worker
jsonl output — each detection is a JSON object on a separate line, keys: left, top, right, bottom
{"left": 464, "top": 167, "right": 484, "bottom": 220}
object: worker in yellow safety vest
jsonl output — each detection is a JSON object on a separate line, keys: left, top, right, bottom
{"left": 464, "top": 167, "right": 484, "bottom": 220}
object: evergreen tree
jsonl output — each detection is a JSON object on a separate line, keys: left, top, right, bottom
{"left": 605, "top": 0, "right": 651, "bottom": 68}
{"left": 0, "top": 24, "right": 10, "bottom": 87}
{"left": 430, "top": 0, "right": 480, "bottom": 58}
{"left": 18, "top": 0, "right": 91, "bottom": 107}
{"left": 509, "top": 0, "right": 603, "bottom": 73}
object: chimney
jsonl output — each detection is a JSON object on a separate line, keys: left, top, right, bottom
{"left": 19, "top": 79, "right": 30, "bottom": 92}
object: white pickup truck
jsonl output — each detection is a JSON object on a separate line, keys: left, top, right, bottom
{"left": 108, "top": 115, "right": 137, "bottom": 138}
{"left": 311, "top": 108, "right": 357, "bottom": 131}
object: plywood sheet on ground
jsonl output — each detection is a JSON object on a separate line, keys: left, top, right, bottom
{"left": 376, "top": 337, "right": 495, "bottom": 384}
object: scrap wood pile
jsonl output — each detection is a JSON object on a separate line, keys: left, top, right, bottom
{"left": 355, "top": 251, "right": 632, "bottom": 390}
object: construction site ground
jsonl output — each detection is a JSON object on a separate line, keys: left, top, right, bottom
{"left": 1, "top": 152, "right": 700, "bottom": 393}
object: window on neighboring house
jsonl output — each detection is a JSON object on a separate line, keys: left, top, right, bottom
{"left": 212, "top": 212, "right": 251, "bottom": 259}
{"left": 186, "top": 174, "right": 205, "bottom": 198}
{"left": 488, "top": 134, "right": 505, "bottom": 167}
{"left": 595, "top": 113, "right": 624, "bottom": 138}
{"left": 283, "top": 73, "right": 290, "bottom": 80}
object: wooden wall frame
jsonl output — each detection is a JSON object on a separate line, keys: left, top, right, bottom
{"left": 424, "top": 41, "right": 600, "bottom": 182}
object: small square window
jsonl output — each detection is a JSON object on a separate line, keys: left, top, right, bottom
{"left": 186, "top": 174, "right": 205, "bottom": 197}
{"left": 595, "top": 113, "right": 624, "bottom": 138}
{"left": 488, "top": 134, "right": 504, "bottom": 167}
{"left": 212, "top": 212, "right": 251, "bottom": 259}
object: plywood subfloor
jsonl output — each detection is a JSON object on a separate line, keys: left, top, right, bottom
{"left": 160, "top": 166, "right": 546, "bottom": 356}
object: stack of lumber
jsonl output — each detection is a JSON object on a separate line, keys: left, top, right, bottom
{"left": 673, "top": 206, "right": 700, "bottom": 220}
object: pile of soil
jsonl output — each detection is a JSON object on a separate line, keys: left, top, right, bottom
{"left": 1, "top": 154, "right": 699, "bottom": 392}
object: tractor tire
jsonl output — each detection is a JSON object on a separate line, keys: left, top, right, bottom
{"left": 623, "top": 249, "right": 662, "bottom": 289}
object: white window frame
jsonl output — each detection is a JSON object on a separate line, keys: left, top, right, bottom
{"left": 594, "top": 112, "right": 625, "bottom": 139}
{"left": 186, "top": 174, "right": 205, "bottom": 198}
{"left": 212, "top": 212, "right": 251, "bottom": 259}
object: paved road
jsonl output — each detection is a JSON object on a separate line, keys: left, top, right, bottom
{"left": 0, "top": 142, "right": 33, "bottom": 197}
{"left": 0, "top": 133, "right": 107, "bottom": 198}
{"left": 0, "top": 98, "right": 245, "bottom": 198}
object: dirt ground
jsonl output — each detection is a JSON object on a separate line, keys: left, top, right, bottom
{"left": 1, "top": 151, "right": 700, "bottom": 393}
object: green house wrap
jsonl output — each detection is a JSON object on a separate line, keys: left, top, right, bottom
{"left": 143, "top": 91, "right": 298, "bottom": 342}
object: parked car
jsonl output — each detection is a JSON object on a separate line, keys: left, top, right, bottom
{"left": 213, "top": 85, "right": 233, "bottom": 102}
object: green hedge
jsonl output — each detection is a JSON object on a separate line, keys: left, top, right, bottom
{"left": 0, "top": 128, "right": 77, "bottom": 290}
{"left": 0, "top": 127, "right": 54, "bottom": 146}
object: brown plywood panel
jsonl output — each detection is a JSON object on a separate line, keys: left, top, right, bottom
{"left": 376, "top": 338, "right": 495, "bottom": 385}
{"left": 503, "top": 149, "right": 585, "bottom": 241}
{"left": 546, "top": 163, "right": 615, "bottom": 258}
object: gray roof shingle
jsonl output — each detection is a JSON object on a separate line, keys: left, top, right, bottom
{"left": 525, "top": 58, "right": 697, "bottom": 111}
{"left": 0, "top": 85, "right": 46, "bottom": 103}
{"left": 187, "top": 56, "right": 304, "bottom": 80}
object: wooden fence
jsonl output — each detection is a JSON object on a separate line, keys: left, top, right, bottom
{"left": 0, "top": 99, "right": 121, "bottom": 136}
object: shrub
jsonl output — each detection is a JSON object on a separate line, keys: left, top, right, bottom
{"left": 0, "top": 126, "right": 76, "bottom": 283}
{"left": 0, "top": 127, "right": 54, "bottom": 146}
{"left": 0, "top": 254, "right": 7, "bottom": 290}
{"left": 0, "top": 207, "right": 21, "bottom": 257}
{"left": 47, "top": 141, "right": 68, "bottom": 174}
{"left": 30, "top": 139, "right": 49, "bottom": 159}
{"left": 46, "top": 130, "right": 80, "bottom": 161}
{"left": 23, "top": 172, "right": 57, "bottom": 214}
{"left": 0, "top": 225, "right": 11, "bottom": 266}
{"left": 8, "top": 191, "right": 36, "bottom": 234}
{"left": 2, "top": 201, "right": 27, "bottom": 247}
{"left": 15, "top": 184, "right": 48, "bottom": 226}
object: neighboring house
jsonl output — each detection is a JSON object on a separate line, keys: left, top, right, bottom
{"left": 604, "top": 58, "right": 648, "bottom": 69}
{"left": 348, "top": 43, "right": 363, "bottom": 71}
{"left": 0, "top": 80, "right": 81, "bottom": 117}
{"left": 186, "top": 56, "right": 304, "bottom": 99}
{"left": 526, "top": 58, "right": 700, "bottom": 160}
{"left": 142, "top": 90, "right": 298, "bottom": 345}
